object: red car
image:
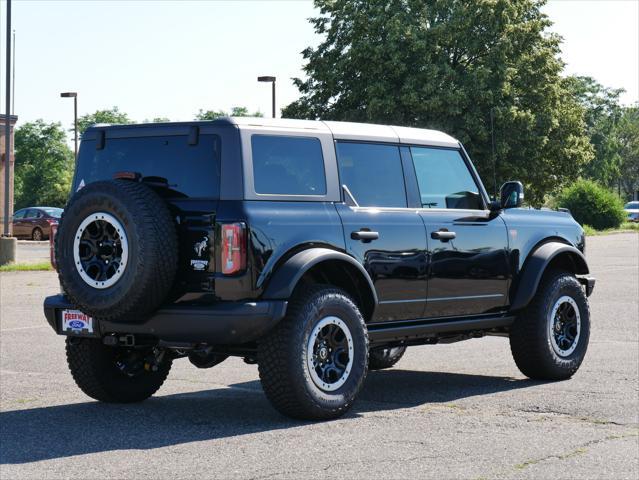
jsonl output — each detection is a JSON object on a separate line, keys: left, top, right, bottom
{"left": 11, "top": 207, "right": 62, "bottom": 240}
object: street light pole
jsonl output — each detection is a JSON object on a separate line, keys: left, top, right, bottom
{"left": 4, "top": 0, "right": 12, "bottom": 236}
{"left": 257, "top": 76, "right": 277, "bottom": 118}
{"left": 60, "top": 92, "right": 78, "bottom": 159}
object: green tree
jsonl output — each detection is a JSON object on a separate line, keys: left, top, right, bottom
{"left": 14, "top": 120, "right": 74, "bottom": 209}
{"left": 283, "top": 0, "right": 593, "bottom": 205}
{"left": 77, "top": 106, "right": 133, "bottom": 134}
{"left": 617, "top": 105, "right": 639, "bottom": 199}
{"left": 564, "top": 76, "right": 624, "bottom": 188}
{"left": 195, "top": 106, "right": 263, "bottom": 120}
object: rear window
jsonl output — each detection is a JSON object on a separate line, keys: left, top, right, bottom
{"left": 42, "top": 208, "right": 63, "bottom": 217}
{"left": 251, "top": 135, "right": 326, "bottom": 196}
{"left": 74, "top": 134, "right": 220, "bottom": 198}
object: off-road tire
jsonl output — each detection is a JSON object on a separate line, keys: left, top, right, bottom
{"left": 66, "top": 338, "right": 172, "bottom": 403}
{"left": 369, "top": 346, "right": 407, "bottom": 370}
{"left": 258, "top": 285, "right": 369, "bottom": 420}
{"left": 32, "top": 227, "right": 43, "bottom": 241}
{"left": 56, "top": 180, "right": 178, "bottom": 323}
{"left": 510, "top": 270, "right": 590, "bottom": 380}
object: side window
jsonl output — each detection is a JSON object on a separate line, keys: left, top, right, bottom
{"left": 410, "top": 147, "right": 483, "bottom": 210}
{"left": 12, "top": 209, "right": 25, "bottom": 219}
{"left": 336, "top": 142, "right": 407, "bottom": 208}
{"left": 24, "top": 210, "right": 38, "bottom": 219}
{"left": 252, "top": 135, "right": 326, "bottom": 195}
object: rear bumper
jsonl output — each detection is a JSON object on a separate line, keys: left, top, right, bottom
{"left": 43, "top": 295, "right": 287, "bottom": 345}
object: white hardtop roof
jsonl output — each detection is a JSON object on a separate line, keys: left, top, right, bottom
{"left": 228, "top": 117, "right": 460, "bottom": 148}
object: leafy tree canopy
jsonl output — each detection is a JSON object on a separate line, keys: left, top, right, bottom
{"left": 14, "top": 120, "right": 74, "bottom": 209}
{"left": 195, "top": 106, "right": 264, "bottom": 120}
{"left": 617, "top": 105, "right": 639, "bottom": 198}
{"left": 283, "top": 0, "right": 594, "bottom": 205}
{"left": 565, "top": 76, "right": 624, "bottom": 188}
{"left": 77, "top": 106, "right": 133, "bottom": 134}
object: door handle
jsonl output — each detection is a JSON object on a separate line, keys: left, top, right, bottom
{"left": 431, "top": 230, "right": 456, "bottom": 241}
{"left": 351, "top": 230, "right": 379, "bottom": 241}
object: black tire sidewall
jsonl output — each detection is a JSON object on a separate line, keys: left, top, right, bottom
{"left": 259, "top": 286, "right": 369, "bottom": 419}
{"left": 66, "top": 338, "right": 172, "bottom": 403}
{"left": 510, "top": 271, "right": 591, "bottom": 380}
{"left": 369, "top": 346, "right": 407, "bottom": 370}
{"left": 58, "top": 184, "right": 142, "bottom": 314}
{"left": 32, "top": 228, "right": 43, "bottom": 241}
{"left": 538, "top": 274, "right": 590, "bottom": 370}
{"left": 56, "top": 180, "right": 177, "bottom": 322}
{"left": 296, "top": 291, "right": 368, "bottom": 410}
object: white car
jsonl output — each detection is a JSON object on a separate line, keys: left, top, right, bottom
{"left": 624, "top": 201, "right": 639, "bottom": 222}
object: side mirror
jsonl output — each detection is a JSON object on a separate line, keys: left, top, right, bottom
{"left": 500, "top": 181, "right": 524, "bottom": 209}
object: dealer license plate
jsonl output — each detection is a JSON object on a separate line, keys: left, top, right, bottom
{"left": 61, "top": 309, "right": 94, "bottom": 335}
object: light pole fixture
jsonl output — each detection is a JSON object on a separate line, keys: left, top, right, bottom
{"left": 60, "top": 92, "right": 78, "bottom": 159}
{"left": 257, "top": 76, "right": 276, "bottom": 118}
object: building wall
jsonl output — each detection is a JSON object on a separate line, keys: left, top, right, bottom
{"left": 0, "top": 115, "right": 18, "bottom": 235}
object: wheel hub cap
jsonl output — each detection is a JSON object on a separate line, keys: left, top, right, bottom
{"left": 306, "top": 316, "right": 354, "bottom": 392}
{"left": 73, "top": 212, "right": 129, "bottom": 289}
{"left": 548, "top": 295, "right": 581, "bottom": 357}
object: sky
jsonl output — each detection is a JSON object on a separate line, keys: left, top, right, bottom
{"left": 0, "top": 0, "right": 637, "bottom": 135}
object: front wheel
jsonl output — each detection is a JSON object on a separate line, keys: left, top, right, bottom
{"left": 66, "top": 338, "right": 172, "bottom": 403}
{"left": 510, "top": 270, "right": 590, "bottom": 380}
{"left": 258, "top": 285, "right": 369, "bottom": 420}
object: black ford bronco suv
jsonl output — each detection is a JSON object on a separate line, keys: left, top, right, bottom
{"left": 44, "top": 117, "right": 595, "bottom": 420}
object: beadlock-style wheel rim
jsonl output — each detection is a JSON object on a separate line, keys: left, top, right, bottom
{"left": 306, "top": 316, "right": 354, "bottom": 392}
{"left": 548, "top": 295, "right": 581, "bottom": 357}
{"left": 73, "top": 212, "right": 128, "bottom": 289}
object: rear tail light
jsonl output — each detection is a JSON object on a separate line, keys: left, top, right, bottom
{"left": 50, "top": 224, "right": 58, "bottom": 271}
{"left": 221, "top": 223, "right": 246, "bottom": 275}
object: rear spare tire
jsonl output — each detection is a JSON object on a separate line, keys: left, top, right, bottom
{"left": 56, "top": 179, "right": 178, "bottom": 323}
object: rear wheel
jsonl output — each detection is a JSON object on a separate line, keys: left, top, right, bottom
{"left": 32, "top": 227, "right": 43, "bottom": 241}
{"left": 369, "top": 346, "right": 406, "bottom": 370}
{"left": 66, "top": 338, "right": 172, "bottom": 403}
{"left": 258, "top": 285, "right": 369, "bottom": 420}
{"left": 510, "top": 270, "right": 590, "bottom": 380}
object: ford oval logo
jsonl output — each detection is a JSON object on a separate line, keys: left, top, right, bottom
{"left": 69, "top": 320, "right": 85, "bottom": 329}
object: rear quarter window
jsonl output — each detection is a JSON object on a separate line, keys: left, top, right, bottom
{"left": 74, "top": 134, "right": 220, "bottom": 198}
{"left": 251, "top": 135, "right": 326, "bottom": 196}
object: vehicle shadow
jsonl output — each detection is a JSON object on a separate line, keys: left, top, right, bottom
{"left": 0, "top": 369, "right": 540, "bottom": 464}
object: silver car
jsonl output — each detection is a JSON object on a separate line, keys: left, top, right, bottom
{"left": 624, "top": 201, "right": 639, "bottom": 223}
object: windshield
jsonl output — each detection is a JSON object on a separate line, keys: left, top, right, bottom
{"left": 42, "top": 208, "right": 63, "bottom": 217}
{"left": 624, "top": 202, "right": 639, "bottom": 209}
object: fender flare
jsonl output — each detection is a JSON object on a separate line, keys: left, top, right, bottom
{"left": 510, "top": 242, "right": 589, "bottom": 311}
{"left": 262, "top": 248, "right": 378, "bottom": 305}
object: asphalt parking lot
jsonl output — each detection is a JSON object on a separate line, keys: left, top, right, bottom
{"left": 0, "top": 233, "right": 637, "bottom": 479}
